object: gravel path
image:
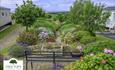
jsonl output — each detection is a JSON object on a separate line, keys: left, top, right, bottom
{"left": 0, "top": 25, "right": 24, "bottom": 49}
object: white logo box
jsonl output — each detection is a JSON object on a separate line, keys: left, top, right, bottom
{"left": 4, "top": 58, "right": 23, "bottom": 70}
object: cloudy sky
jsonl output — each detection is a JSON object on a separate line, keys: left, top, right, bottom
{"left": 0, "top": 0, "right": 115, "bottom": 12}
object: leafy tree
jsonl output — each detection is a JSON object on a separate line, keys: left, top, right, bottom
{"left": 10, "top": 60, "right": 17, "bottom": 64}
{"left": 56, "top": 13, "right": 68, "bottom": 22}
{"left": 12, "top": 0, "right": 45, "bottom": 30}
{"left": 69, "top": 0, "right": 110, "bottom": 36}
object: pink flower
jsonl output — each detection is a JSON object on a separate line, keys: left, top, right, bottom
{"left": 113, "top": 53, "right": 115, "bottom": 56}
{"left": 107, "top": 50, "right": 113, "bottom": 54}
{"left": 104, "top": 48, "right": 114, "bottom": 54}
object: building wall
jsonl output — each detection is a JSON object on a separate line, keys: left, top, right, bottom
{"left": 106, "top": 10, "right": 115, "bottom": 28}
{"left": 0, "top": 8, "right": 12, "bottom": 27}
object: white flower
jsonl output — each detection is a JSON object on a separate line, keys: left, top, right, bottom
{"left": 104, "top": 48, "right": 108, "bottom": 53}
{"left": 90, "top": 53, "right": 94, "bottom": 56}
{"left": 77, "top": 46, "right": 83, "bottom": 51}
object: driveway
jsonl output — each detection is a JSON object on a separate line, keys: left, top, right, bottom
{"left": 96, "top": 32, "right": 115, "bottom": 40}
{"left": 0, "top": 26, "right": 24, "bottom": 49}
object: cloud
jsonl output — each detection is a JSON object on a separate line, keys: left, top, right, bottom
{"left": 0, "top": 0, "right": 115, "bottom": 12}
{"left": 35, "top": 0, "right": 75, "bottom": 12}
{"left": 0, "top": 0, "right": 24, "bottom": 12}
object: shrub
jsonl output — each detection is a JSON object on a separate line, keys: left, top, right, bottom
{"left": 71, "top": 42, "right": 77, "bottom": 49}
{"left": 83, "top": 40, "right": 115, "bottom": 55}
{"left": 61, "top": 32, "right": 76, "bottom": 44}
{"left": 64, "top": 53, "right": 115, "bottom": 70}
{"left": 17, "top": 29, "right": 38, "bottom": 46}
{"left": 80, "top": 36, "right": 95, "bottom": 44}
{"left": 76, "top": 31, "right": 91, "bottom": 40}
{"left": 9, "top": 45, "right": 31, "bottom": 57}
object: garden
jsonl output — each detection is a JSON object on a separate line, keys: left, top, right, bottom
{"left": 0, "top": 0, "right": 115, "bottom": 70}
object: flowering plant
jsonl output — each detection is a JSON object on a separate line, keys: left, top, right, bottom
{"left": 104, "top": 48, "right": 115, "bottom": 56}
{"left": 64, "top": 53, "right": 115, "bottom": 70}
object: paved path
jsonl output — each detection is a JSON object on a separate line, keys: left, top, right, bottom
{"left": 96, "top": 32, "right": 115, "bottom": 40}
{"left": 0, "top": 25, "right": 24, "bottom": 49}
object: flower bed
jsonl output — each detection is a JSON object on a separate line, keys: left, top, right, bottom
{"left": 64, "top": 53, "right": 115, "bottom": 70}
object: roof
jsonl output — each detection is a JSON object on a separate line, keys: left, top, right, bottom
{"left": 0, "top": 6, "right": 10, "bottom": 10}
{"left": 105, "top": 6, "right": 115, "bottom": 10}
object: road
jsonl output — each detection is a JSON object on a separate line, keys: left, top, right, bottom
{"left": 96, "top": 32, "right": 115, "bottom": 40}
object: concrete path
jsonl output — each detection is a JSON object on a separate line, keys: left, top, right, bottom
{"left": 0, "top": 26, "right": 24, "bottom": 49}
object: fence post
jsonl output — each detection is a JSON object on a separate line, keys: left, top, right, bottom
{"left": 25, "top": 51, "right": 28, "bottom": 70}
{"left": 53, "top": 52, "right": 56, "bottom": 64}
{"left": 31, "top": 61, "right": 33, "bottom": 70}
{"left": 53, "top": 52, "right": 56, "bottom": 70}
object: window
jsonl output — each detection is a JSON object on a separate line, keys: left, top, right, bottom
{"left": 1, "top": 12, "right": 4, "bottom": 16}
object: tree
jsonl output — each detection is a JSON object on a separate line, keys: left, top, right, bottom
{"left": 56, "top": 13, "right": 68, "bottom": 22}
{"left": 12, "top": 0, "right": 45, "bottom": 30}
{"left": 69, "top": 0, "right": 110, "bottom": 36}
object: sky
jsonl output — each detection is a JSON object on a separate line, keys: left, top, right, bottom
{"left": 0, "top": 0, "right": 115, "bottom": 12}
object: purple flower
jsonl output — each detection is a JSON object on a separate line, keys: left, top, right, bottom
{"left": 52, "top": 64, "right": 56, "bottom": 70}
{"left": 77, "top": 46, "right": 83, "bottom": 51}
{"left": 56, "top": 64, "right": 64, "bottom": 68}
{"left": 107, "top": 50, "right": 113, "bottom": 54}
{"left": 52, "top": 63, "right": 64, "bottom": 70}
{"left": 104, "top": 48, "right": 113, "bottom": 54}
{"left": 39, "top": 31, "right": 49, "bottom": 40}
{"left": 113, "top": 53, "right": 115, "bottom": 56}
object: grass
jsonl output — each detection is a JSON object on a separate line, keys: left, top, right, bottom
{"left": 0, "top": 24, "right": 19, "bottom": 40}
{"left": 96, "top": 35, "right": 114, "bottom": 42}
{"left": 0, "top": 46, "right": 10, "bottom": 56}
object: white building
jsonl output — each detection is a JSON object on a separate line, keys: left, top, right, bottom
{"left": 0, "top": 6, "right": 12, "bottom": 29}
{"left": 105, "top": 6, "right": 115, "bottom": 29}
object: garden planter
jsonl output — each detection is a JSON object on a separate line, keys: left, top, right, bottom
{"left": 46, "top": 37, "right": 56, "bottom": 42}
{"left": 46, "top": 38, "right": 56, "bottom": 42}
{"left": 71, "top": 52, "right": 83, "bottom": 58}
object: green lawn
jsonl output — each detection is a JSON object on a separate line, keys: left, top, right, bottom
{"left": 0, "top": 24, "right": 18, "bottom": 40}
{"left": 0, "top": 46, "right": 10, "bottom": 56}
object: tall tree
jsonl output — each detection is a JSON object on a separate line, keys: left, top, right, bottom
{"left": 12, "top": 0, "right": 45, "bottom": 30}
{"left": 69, "top": 0, "right": 110, "bottom": 36}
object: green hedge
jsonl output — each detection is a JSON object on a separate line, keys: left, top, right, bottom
{"left": 76, "top": 31, "right": 91, "bottom": 40}
{"left": 80, "top": 36, "right": 95, "bottom": 44}
{"left": 9, "top": 45, "right": 25, "bottom": 57}
{"left": 9, "top": 45, "right": 31, "bottom": 57}
{"left": 64, "top": 53, "right": 115, "bottom": 70}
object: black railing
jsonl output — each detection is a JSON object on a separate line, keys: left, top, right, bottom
{"left": 25, "top": 51, "right": 83, "bottom": 70}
